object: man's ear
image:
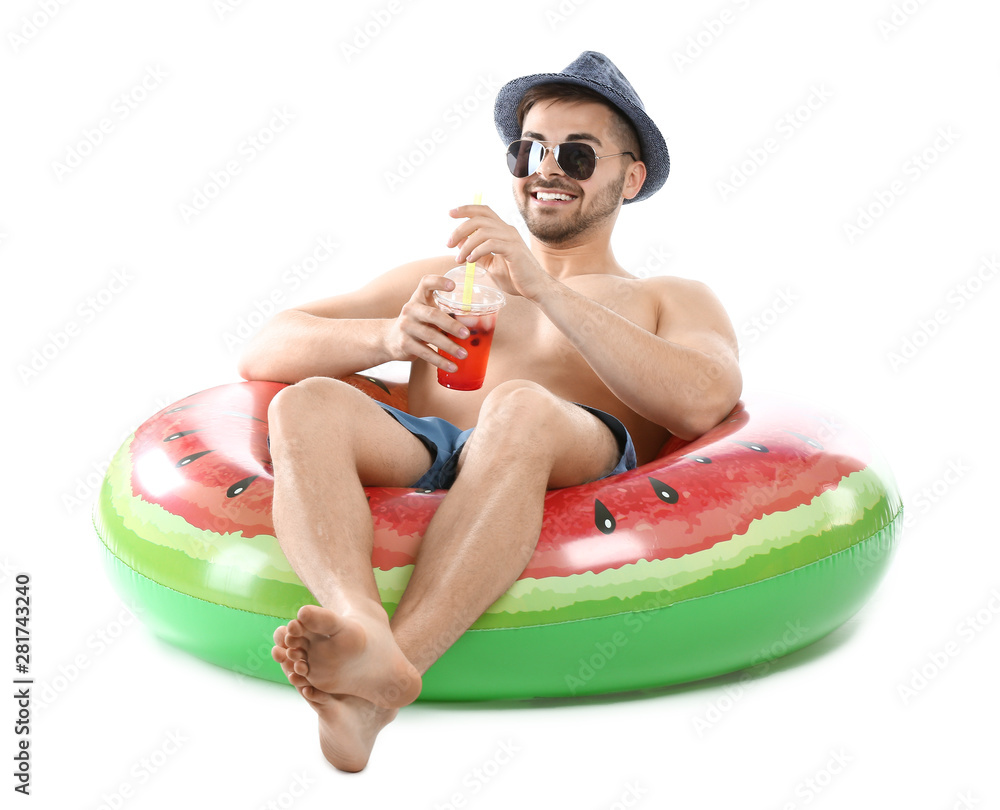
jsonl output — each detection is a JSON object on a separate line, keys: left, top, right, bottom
{"left": 622, "top": 160, "right": 647, "bottom": 201}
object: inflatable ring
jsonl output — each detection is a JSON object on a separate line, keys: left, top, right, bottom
{"left": 94, "top": 375, "right": 902, "bottom": 701}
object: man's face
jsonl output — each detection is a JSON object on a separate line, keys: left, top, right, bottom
{"left": 513, "top": 99, "right": 633, "bottom": 245}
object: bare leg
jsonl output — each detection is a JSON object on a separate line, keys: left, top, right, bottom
{"left": 389, "top": 380, "right": 622, "bottom": 674}
{"left": 269, "top": 378, "right": 620, "bottom": 771}
{"left": 267, "top": 378, "right": 431, "bottom": 707}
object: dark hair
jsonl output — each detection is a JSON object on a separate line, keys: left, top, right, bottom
{"left": 515, "top": 83, "right": 641, "bottom": 160}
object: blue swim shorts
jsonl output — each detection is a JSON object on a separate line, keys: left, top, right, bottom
{"left": 376, "top": 401, "right": 637, "bottom": 491}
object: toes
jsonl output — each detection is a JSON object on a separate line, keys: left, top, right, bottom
{"left": 302, "top": 685, "right": 333, "bottom": 705}
{"left": 289, "top": 671, "right": 312, "bottom": 689}
{"left": 280, "top": 661, "right": 311, "bottom": 689}
{"left": 285, "top": 621, "right": 310, "bottom": 650}
{"left": 273, "top": 625, "right": 288, "bottom": 646}
{"left": 272, "top": 645, "right": 289, "bottom": 664}
{"left": 297, "top": 604, "right": 344, "bottom": 636}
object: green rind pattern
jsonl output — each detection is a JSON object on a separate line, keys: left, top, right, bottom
{"left": 99, "top": 429, "right": 896, "bottom": 630}
{"left": 98, "top": 513, "right": 900, "bottom": 701}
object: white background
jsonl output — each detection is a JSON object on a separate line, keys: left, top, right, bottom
{"left": 3, "top": 0, "right": 998, "bottom": 807}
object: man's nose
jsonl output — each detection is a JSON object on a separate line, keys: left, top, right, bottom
{"left": 536, "top": 145, "right": 563, "bottom": 178}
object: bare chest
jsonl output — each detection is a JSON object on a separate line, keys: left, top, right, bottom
{"left": 408, "top": 275, "right": 659, "bottom": 429}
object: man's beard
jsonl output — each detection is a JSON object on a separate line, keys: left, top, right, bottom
{"left": 517, "top": 169, "right": 626, "bottom": 245}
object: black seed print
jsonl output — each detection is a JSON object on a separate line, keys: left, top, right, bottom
{"left": 227, "top": 476, "right": 258, "bottom": 498}
{"left": 164, "top": 403, "right": 204, "bottom": 414}
{"left": 222, "top": 411, "right": 266, "bottom": 423}
{"left": 595, "top": 500, "right": 616, "bottom": 535}
{"left": 163, "top": 429, "right": 202, "bottom": 442}
{"left": 176, "top": 450, "right": 214, "bottom": 467}
{"left": 363, "top": 377, "right": 392, "bottom": 395}
{"left": 649, "top": 477, "right": 680, "bottom": 504}
{"left": 732, "top": 440, "right": 769, "bottom": 453}
{"left": 783, "top": 430, "right": 823, "bottom": 450}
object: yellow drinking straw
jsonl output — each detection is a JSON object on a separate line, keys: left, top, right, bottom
{"left": 462, "top": 192, "right": 483, "bottom": 308}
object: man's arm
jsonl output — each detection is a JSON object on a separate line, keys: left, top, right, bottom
{"left": 237, "top": 256, "right": 467, "bottom": 383}
{"left": 448, "top": 204, "right": 742, "bottom": 441}
{"left": 529, "top": 275, "right": 742, "bottom": 441}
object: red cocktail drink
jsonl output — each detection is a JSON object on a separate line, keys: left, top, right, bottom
{"left": 433, "top": 282, "right": 506, "bottom": 391}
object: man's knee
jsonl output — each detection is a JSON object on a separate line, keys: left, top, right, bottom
{"left": 467, "top": 381, "right": 567, "bottom": 469}
{"left": 478, "top": 380, "right": 564, "bottom": 437}
{"left": 267, "top": 377, "right": 357, "bottom": 435}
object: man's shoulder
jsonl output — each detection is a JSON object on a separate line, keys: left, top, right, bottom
{"left": 637, "top": 273, "right": 713, "bottom": 294}
{"left": 637, "top": 274, "right": 724, "bottom": 311}
{"left": 608, "top": 273, "right": 717, "bottom": 306}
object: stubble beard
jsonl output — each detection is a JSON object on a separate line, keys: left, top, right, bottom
{"left": 517, "top": 169, "right": 627, "bottom": 245}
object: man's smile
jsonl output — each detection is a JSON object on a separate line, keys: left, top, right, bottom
{"left": 528, "top": 186, "right": 579, "bottom": 206}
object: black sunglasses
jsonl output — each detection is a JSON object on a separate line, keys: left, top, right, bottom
{"left": 505, "top": 139, "right": 636, "bottom": 182}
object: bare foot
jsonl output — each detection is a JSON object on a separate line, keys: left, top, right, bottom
{"left": 273, "top": 644, "right": 397, "bottom": 773}
{"left": 283, "top": 604, "right": 422, "bottom": 709}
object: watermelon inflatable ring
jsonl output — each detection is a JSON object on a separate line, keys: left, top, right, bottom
{"left": 94, "top": 375, "right": 902, "bottom": 701}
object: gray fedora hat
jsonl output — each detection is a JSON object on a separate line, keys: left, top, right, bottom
{"left": 494, "top": 51, "right": 669, "bottom": 204}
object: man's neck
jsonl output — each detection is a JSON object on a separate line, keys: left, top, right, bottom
{"left": 529, "top": 232, "right": 624, "bottom": 281}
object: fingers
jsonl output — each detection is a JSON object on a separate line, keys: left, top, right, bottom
{"left": 391, "top": 274, "right": 472, "bottom": 371}
{"left": 462, "top": 238, "right": 501, "bottom": 266}
{"left": 446, "top": 205, "right": 494, "bottom": 254}
{"left": 414, "top": 272, "right": 455, "bottom": 300}
{"left": 398, "top": 309, "right": 468, "bottom": 371}
{"left": 405, "top": 277, "right": 470, "bottom": 342}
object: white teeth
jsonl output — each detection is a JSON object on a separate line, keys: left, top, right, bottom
{"left": 535, "top": 192, "right": 574, "bottom": 201}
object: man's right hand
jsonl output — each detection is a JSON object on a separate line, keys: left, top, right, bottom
{"left": 385, "top": 274, "right": 471, "bottom": 373}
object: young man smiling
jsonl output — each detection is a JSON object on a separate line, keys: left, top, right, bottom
{"left": 239, "top": 51, "right": 741, "bottom": 771}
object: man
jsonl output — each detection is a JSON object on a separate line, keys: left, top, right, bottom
{"left": 239, "top": 51, "right": 741, "bottom": 772}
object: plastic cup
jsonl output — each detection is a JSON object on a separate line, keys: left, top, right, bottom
{"left": 433, "top": 281, "right": 506, "bottom": 391}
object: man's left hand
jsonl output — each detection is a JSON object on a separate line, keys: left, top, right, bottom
{"left": 447, "top": 205, "right": 551, "bottom": 302}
